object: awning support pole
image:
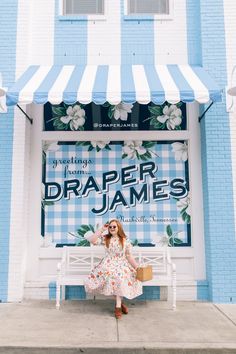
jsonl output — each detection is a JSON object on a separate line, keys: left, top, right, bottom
{"left": 198, "top": 102, "right": 214, "bottom": 123}
{"left": 17, "top": 104, "right": 33, "bottom": 124}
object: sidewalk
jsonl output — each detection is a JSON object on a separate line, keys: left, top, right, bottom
{"left": 0, "top": 299, "right": 236, "bottom": 353}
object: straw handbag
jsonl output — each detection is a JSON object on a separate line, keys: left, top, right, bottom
{"left": 136, "top": 265, "right": 153, "bottom": 282}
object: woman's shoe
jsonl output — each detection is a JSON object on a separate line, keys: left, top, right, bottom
{"left": 115, "top": 307, "right": 122, "bottom": 319}
{"left": 121, "top": 303, "right": 128, "bottom": 314}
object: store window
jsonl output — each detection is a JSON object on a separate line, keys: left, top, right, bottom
{"left": 127, "top": 0, "right": 170, "bottom": 15}
{"left": 41, "top": 101, "right": 192, "bottom": 248}
{"left": 63, "top": 0, "right": 104, "bottom": 15}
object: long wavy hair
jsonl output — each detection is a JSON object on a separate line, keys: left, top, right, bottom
{"left": 105, "top": 219, "right": 127, "bottom": 249}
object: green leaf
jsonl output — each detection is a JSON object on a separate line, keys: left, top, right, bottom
{"left": 89, "top": 224, "right": 95, "bottom": 233}
{"left": 77, "top": 230, "right": 85, "bottom": 237}
{"left": 148, "top": 106, "right": 162, "bottom": 115}
{"left": 142, "top": 141, "right": 155, "bottom": 148}
{"left": 88, "top": 145, "right": 94, "bottom": 151}
{"left": 52, "top": 106, "right": 66, "bottom": 116}
{"left": 173, "top": 238, "right": 183, "bottom": 245}
{"left": 81, "top": 224, "right": 90, "bottom": 232}
{"left": 103, "top": 102, "right": 111, "bottom": 108}
{"left": 166, "top": 225, "right": 173, "bottom": 237}
{"left": 122, "top": 153, "right": 128, "bottom": 159}
{"left": 105, "top": 145, "right": 111, "bottom": 150}
{"left": 108, "top": 107, "right": 114, "bottom": 119}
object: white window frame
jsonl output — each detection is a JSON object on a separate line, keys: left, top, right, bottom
{"left": 124, "top": 0, "right": 174, "bottom": 20}
{"left": 59, "top": 0, "right": 106, "bottom": 21}
{"left": 27, "top": 102, "right": 206, "bottom": 288}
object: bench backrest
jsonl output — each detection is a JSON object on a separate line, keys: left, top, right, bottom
{"left": 63, "top": 246, "right": 170, "bottom": 275}
{"left": 132, "top": 247, "right": 169, "bottom": 274}
{"left": 64, "top": 246, "right": 104, "bottom": 273}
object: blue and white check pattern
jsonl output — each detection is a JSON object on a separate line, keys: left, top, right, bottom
{"left": 44, "top": 142, "right": 190, "bottom": 245}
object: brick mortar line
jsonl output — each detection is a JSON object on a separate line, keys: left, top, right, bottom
{"left": 213, "top": 304, "right": 236, "bottom": 327}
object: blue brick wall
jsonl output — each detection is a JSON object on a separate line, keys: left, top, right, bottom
{"left": 49, "top": 283, "right": 160, "bottom": 300}
{"left": 121, "top": 1, "right": 154, "bottom": 64}
{"left": 54, "top": 1, "right": 87, "bottom": 64}
{"left": 0, "top": 0, "right": 18, "bottom": 302}
{"left": 197, "top": 280, "right": 209, "bottom": 301}
{"left": 186, "top": 0, "right": 202, "bottom": 65}
{"left": 199, "top": 0, "right": 236, "bottom": 303}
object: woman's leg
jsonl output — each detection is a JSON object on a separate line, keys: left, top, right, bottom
{"left": 115, "top": 295, "right": 122, "bottom": 308}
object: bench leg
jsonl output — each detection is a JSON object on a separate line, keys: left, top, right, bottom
{"left": 56, "top": 282, "right": 60, "bottom": 310}
{"left": 172, "top": 267, "right": 177, "bottom": 311}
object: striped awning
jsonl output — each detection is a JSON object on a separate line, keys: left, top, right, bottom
{"left": 6, "top": 64, "right": 222, "bottom": 106}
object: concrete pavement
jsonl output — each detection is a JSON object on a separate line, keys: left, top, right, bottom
{"left": 0, "top": 299, "right": 236, "bottom": 353}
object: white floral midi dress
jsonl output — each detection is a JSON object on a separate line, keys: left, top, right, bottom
{"left": 84, "top": 236, "right": 143, "bottom": 299}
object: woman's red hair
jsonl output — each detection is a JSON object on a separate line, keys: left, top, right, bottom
{"left": 105, "top": 219, "right": 127, "bottom": 249}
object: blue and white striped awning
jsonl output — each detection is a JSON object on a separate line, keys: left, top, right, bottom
{"left": 6, "top": 64, "right": 222, "bottom": 106}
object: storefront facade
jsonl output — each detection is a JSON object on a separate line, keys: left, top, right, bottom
{"left": 0, "top": 0, "right": 236, "bottom": 303}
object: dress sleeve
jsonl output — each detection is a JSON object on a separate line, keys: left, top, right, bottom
{"left": 125, "top": 238, "right": 133, "bottom": 256}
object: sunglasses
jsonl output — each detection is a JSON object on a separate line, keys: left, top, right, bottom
{"left": 109, "top": 225, "right": 117, "bottom": 229}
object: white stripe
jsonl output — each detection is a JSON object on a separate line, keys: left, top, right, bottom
{"left": 132, "top": 65, "right": 151, "bottom": 104}
{"left": 106, "top": 65, "right": 121, "bottom": 105}
{"left": 178, "top": 65, "right": 210, "bottom": 103}
{"left": 155, "top": 65, "right": 180, "bottom": 103}
{"left": 48, "top": 65, "right": 75, "bottom": 104}
{"left": 77, "top": 65, "right": 98, "bottom": 104}
{"left": 18, "top": 66, "right": 52, "bottom": 104}
{"left": 87, "top": 1, "right": 121, "bottom": 65}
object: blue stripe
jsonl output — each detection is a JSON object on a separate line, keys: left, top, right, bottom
{"left": 186, "top": 0, "right": 202, "bottom": 64}
{"left": 92, "top": 65, "right": 109, "bottom": 105}
{"left": 167, "top": 65, "right": 195, "bottom": 102}
{"left": 121, "top": 3, "right": 155, "bottom": 65}
{"left": 63, "top": 66, "right": 85, "bottom": 104}
{"left": 6, "top": 65, "right": 222, "bottom": 106}
{"left": 144, "top": 65, "right": 165, "bottom": 104}
{"left": 54, "top": 2, "right": 88, "bottom": 65}
{"left": 34, "top": 66, "right": 62, "bottom": 104}
{"left": 0, "top": 0, "right": 18, "bottom": 302}
{"left": 6, "top": 66, "right": 39, "bottom": 106}
{"left": 191, "top": 66, "right": 222, "bottom": 102}
{"left": 121, "top": 66, "right": 136, "bottom": 103}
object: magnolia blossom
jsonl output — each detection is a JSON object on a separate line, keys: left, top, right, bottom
{"left": 151, "top": 234, "right": 170, "bottom": 247}
{"left": 90, "top": 140, "right": 110, "bottom": 150}
{"left": 176, "top": 196, "right": 191, "bottom": 216}
{"left": 43, "top": 141, "right": 60, "bottom": 153}
{"left": 157, "top": 104, "right": 182, "bottom": 130}
{"left": 84, "top": 230, "right": 94, "bottom": 242}
{"left": 123, "top": 141, "right": 146, "bottom": 159}
{"left": 60, "top": 105, "right": 85, "bottom": 130}
{"left": 113, "top": 103, "right": 133, "bottom": 121}
{"left": 171, "top": 142, "right": 188, "bottom": 162}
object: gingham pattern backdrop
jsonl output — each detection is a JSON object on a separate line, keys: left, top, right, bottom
{"left": 44, "top": 142, "right": 190, "bottom": 245}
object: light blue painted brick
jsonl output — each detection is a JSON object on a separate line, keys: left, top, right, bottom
{"left": 200, "top": 0, "right": 236, "bottom": 304}
{"left": 0, "top": 0, "right": 18, "bottom": 302}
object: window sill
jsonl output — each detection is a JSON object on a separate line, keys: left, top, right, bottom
{"left": 123, "top": 15, "right": 173, "bottom": 21}
{"left": 58, "top": 15, "right": 106, "bottom": 22}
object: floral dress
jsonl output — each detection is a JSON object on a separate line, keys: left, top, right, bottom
{"left": 84, "top": 236, "right": 143, "bottom": 299}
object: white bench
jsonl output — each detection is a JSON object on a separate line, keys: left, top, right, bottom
{"left": 56, "top": 245, "right": 176, "bottom": 310}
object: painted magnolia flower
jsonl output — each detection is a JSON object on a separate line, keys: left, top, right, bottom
{"left": 171, "top": 142, "right": 188, "bottom": 162}
{"left": 151, "top": 234, "right": 170, "bottom": 247}
{"left": 60, "top": 105, "right": 85, "bottom": 130}
{"left": 43, "top": 141, "right": 60, "bottom": 153}
{"left": 113, "top": 103, "right": 133, "bottom": 121}
{"left": 176, "top": 196, "right": 191, "bottom": 216}
{"left": 90, "top": 140, "right": 110, "bottom": 150}
{"left": 157, "top": 104, "right": 182, "bottom": 130}
{"left": 123, "top": 141, "right": 147, "bottom": 159}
